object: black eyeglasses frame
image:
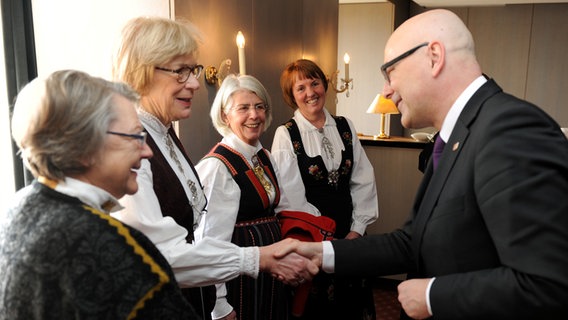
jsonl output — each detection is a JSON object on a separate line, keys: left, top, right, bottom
{"left": 106, "top": 131, "right": 147, "bottom": 148}
{"left": 380, "top": 42, "right": 429, "bottom": 84}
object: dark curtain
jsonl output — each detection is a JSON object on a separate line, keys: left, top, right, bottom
{"left": 1, "top": 0, "right": 37, "bottom": 190}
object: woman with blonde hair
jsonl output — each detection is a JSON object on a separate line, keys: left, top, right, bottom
{"left": 111, "top": 17, "right": 316, "bottom": 320}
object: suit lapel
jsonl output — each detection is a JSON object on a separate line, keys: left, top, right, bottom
{"left": 412, "top": 79, "right": 503, "bottom": 270}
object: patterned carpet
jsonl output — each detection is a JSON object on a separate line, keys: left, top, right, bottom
{"left": 373, "top": 278, "right": 402, "bottom": 320}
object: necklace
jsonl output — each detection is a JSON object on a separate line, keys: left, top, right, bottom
{"left": 165, "top": 135, "right": 201, "bottom": 210}
{"left": 318, "top": 127, "right": 335, "bottom": 160}
{"left": 317, "top": 128, "right": 340, "bottom": 188}
{"left": 251, "top": 155, "right": 272, "bottom": 193}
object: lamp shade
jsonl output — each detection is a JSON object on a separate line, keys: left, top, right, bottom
{"left": 366, "top": 94, "right": 399, "bottom": 115}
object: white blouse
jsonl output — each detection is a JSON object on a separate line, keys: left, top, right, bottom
{"left": 112, "top": 110, "right": 259, "bottom": 288}
{"left": 271, "top": 108, "right": 379, "bottom": 236}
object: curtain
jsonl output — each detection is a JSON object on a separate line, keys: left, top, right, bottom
{"left": 1, "top": 0, "right": 37, "bottom": 189}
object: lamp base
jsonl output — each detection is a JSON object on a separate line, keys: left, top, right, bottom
{"left": 373, "top": 113, "right": 390, "bottom": 139}
{"left": 373, "top": 132, "right": 390, "bottom": 140}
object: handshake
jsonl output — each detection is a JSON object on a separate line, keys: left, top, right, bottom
{"left": 258, "top": 238, "right": 324, "bottom": 287}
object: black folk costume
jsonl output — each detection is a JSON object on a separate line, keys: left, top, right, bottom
{"left": 114, "top": 110, "right": 263, "bottom": 320}
{"left": 284, "top": 116, "right": 376, "bottom": 320}
{"left": 144, "top": 127, "right": 216, "bottom": 319}
{"left": 202, "top": 142, "right": 289, "bottom": 320}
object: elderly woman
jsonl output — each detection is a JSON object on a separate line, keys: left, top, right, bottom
{"left": 1, "top": 70, "right": 200, "bottom": 319}
{"left": 111, "top": 17, "right": 316, "bottom": 320}
{"left": 271, "top": 59, "right": 378, "bottom": 319}
{"left": 196, "top": 74, "right": 294, "bottom": 320}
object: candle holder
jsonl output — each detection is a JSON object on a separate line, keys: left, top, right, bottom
{"left": 328, "top": 70, "right": 353, "bottom": 97}
{"left": 328, "top": 52, "right": 352, "bottom": 97}
{"left": 205, "top": 59, "right": 232, "bottom": 86}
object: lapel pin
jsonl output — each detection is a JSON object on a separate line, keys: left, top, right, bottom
{"left": 452, "top": 142, "right": 460, "bottom": 151}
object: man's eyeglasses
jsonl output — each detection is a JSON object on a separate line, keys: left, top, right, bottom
{"left": 381, "top": 42, "right": 429, "bottom": 84}
{"left": 231, "top": 103, "right": 268, "bottom": 115}
{"left": 155, "top": 65, "right": 204, "bottom": 83}
{"left": 107, "top": 131, "right": 147, "bottom": 148}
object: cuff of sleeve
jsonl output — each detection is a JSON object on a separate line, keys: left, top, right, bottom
{"left": 321, "top": 241, "right": 335, "bottom": 273}
{"left": 426, "top": 277, "right": 435, "bottom": 316}
{"left": 241, "top": 246, "right": 259, "bottom": 279}
{"left": 350, "top": 220, "right": 367, "bottom": 236}
{"left": 211, "top": 297, "right": 233, "bottom": 320}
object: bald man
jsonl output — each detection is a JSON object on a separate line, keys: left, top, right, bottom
{"left": 280, "top": 9, "right": 568, "bottom": 319}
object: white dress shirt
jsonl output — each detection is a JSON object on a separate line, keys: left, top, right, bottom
{"left": 112, "top": 110, "right": 259, "bottom": 288}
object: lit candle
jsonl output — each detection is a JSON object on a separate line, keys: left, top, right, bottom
{"left": 343, "top": 53, "right": 350, "bottom": 80}
{"left": 236, "top": 31, "right": 246, "bottom": 75}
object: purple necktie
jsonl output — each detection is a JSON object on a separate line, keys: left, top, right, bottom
{"left": 432, "top": 135, "right": 446, "bottom": 170}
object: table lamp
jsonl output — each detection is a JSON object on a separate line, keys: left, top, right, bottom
{"left": 366, "top": 94, "right": 399, "bottom": 139}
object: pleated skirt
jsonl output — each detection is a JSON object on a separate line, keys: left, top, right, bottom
{"left": 229, "top": 216, "right": 290, "bottom": 320}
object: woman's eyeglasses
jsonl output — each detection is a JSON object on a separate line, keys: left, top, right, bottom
{"left": 107, "top": 131, "right": 147, "bottom": 148}
{"left": 231, "top": 103, "right": 268, "bottom": 115}
{"left": 155, "top": 65, "right": 204, "bottom": 83}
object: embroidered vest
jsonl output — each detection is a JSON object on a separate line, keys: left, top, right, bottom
{"left": 146, "top": 127, "right": 203, "bottom": 243}
{"left": 205, "top": 143, "right": 280, "bottom": 222}
{"left": 145, "top": 127, "right": 215, "bottom": 319}
{"left": 284, "top": 116, "right": 354, "bottom": 238}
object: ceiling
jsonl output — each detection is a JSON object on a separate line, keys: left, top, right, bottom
{"left": 339, "top": 0, "right": 568, "bottom": 7}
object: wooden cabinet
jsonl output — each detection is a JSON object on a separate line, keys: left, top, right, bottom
{"left": 361, "top": 136, "right": 426, "bottom": 235}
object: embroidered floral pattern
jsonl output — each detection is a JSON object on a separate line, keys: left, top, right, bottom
{"left": 285, "top": 117, "right": 354, "bottom": 187}
{"left": 341, "top": 159, "right": 352, "bottom": 176}
{"left": 292, "top": 141, "right": 302, "bottom": 154}
{"left": 342, "top": 131, "right": 353, "bottom": 146}
{"left": 308, "top": 165, "right": 324, "bottom": 180}
{"left": 328, "top": 170, "right": 340, "bottom": 188}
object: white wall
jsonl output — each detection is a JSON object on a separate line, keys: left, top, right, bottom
{"left": 31, "top": 0, "right": 172, "bottom": 79}
{"left": 336, "top": 2, "right": 394, "bottom": 136}
{"left": 0, "top": 0, "right": 173, "bottom": 206}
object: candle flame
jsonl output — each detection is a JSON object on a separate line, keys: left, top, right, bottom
{"left": 236, "top": 31, "right": 245, "bottom": 48}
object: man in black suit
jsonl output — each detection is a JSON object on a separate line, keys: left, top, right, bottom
{"left": 278, "top": 9, "right": 568, "bottom": 319}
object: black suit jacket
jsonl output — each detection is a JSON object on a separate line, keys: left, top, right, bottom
{"left": 332, "top": 79, "right": 568, "bottom": 319}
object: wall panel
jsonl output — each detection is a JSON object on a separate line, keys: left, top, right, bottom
{"left": 175, "top": 0, "right": 338, "bottom": 159}
{"left": 467, "top": 5, "right": 532, "bottom": 99}
{"left": 525, "top": 4, "right": 568, "bottom": 126}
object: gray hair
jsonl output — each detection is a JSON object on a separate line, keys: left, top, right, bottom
{"left": 210, "top": 74, "right": 273, "bottom": 137}
{"left": 11, "top": 69, "right": 140, "bottom": 180}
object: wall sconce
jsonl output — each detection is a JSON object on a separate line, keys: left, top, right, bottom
{"left": 328, "top": 53, "right": 353, "bottom": 97}
{"left": 366, "top": 93, "right": 399, "bottom": 139}
{"left": 205, "top": 31, "right": 246, "bottom": 86}
{"left": 205, "top": 59, "right": 232, "bottom": 86}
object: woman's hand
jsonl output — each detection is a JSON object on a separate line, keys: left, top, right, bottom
{"left": 216, "top": 310, "right": 237, "bottom": 320}
{"left": 344, "top": 231, "right": 362, "bottom": 240}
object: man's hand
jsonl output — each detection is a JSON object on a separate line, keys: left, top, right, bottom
{"left": 397, "top": 278, "right": 431, "bottom": 319}
{"left": 259, "top": 238, "right": 321, "bottom": 286}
